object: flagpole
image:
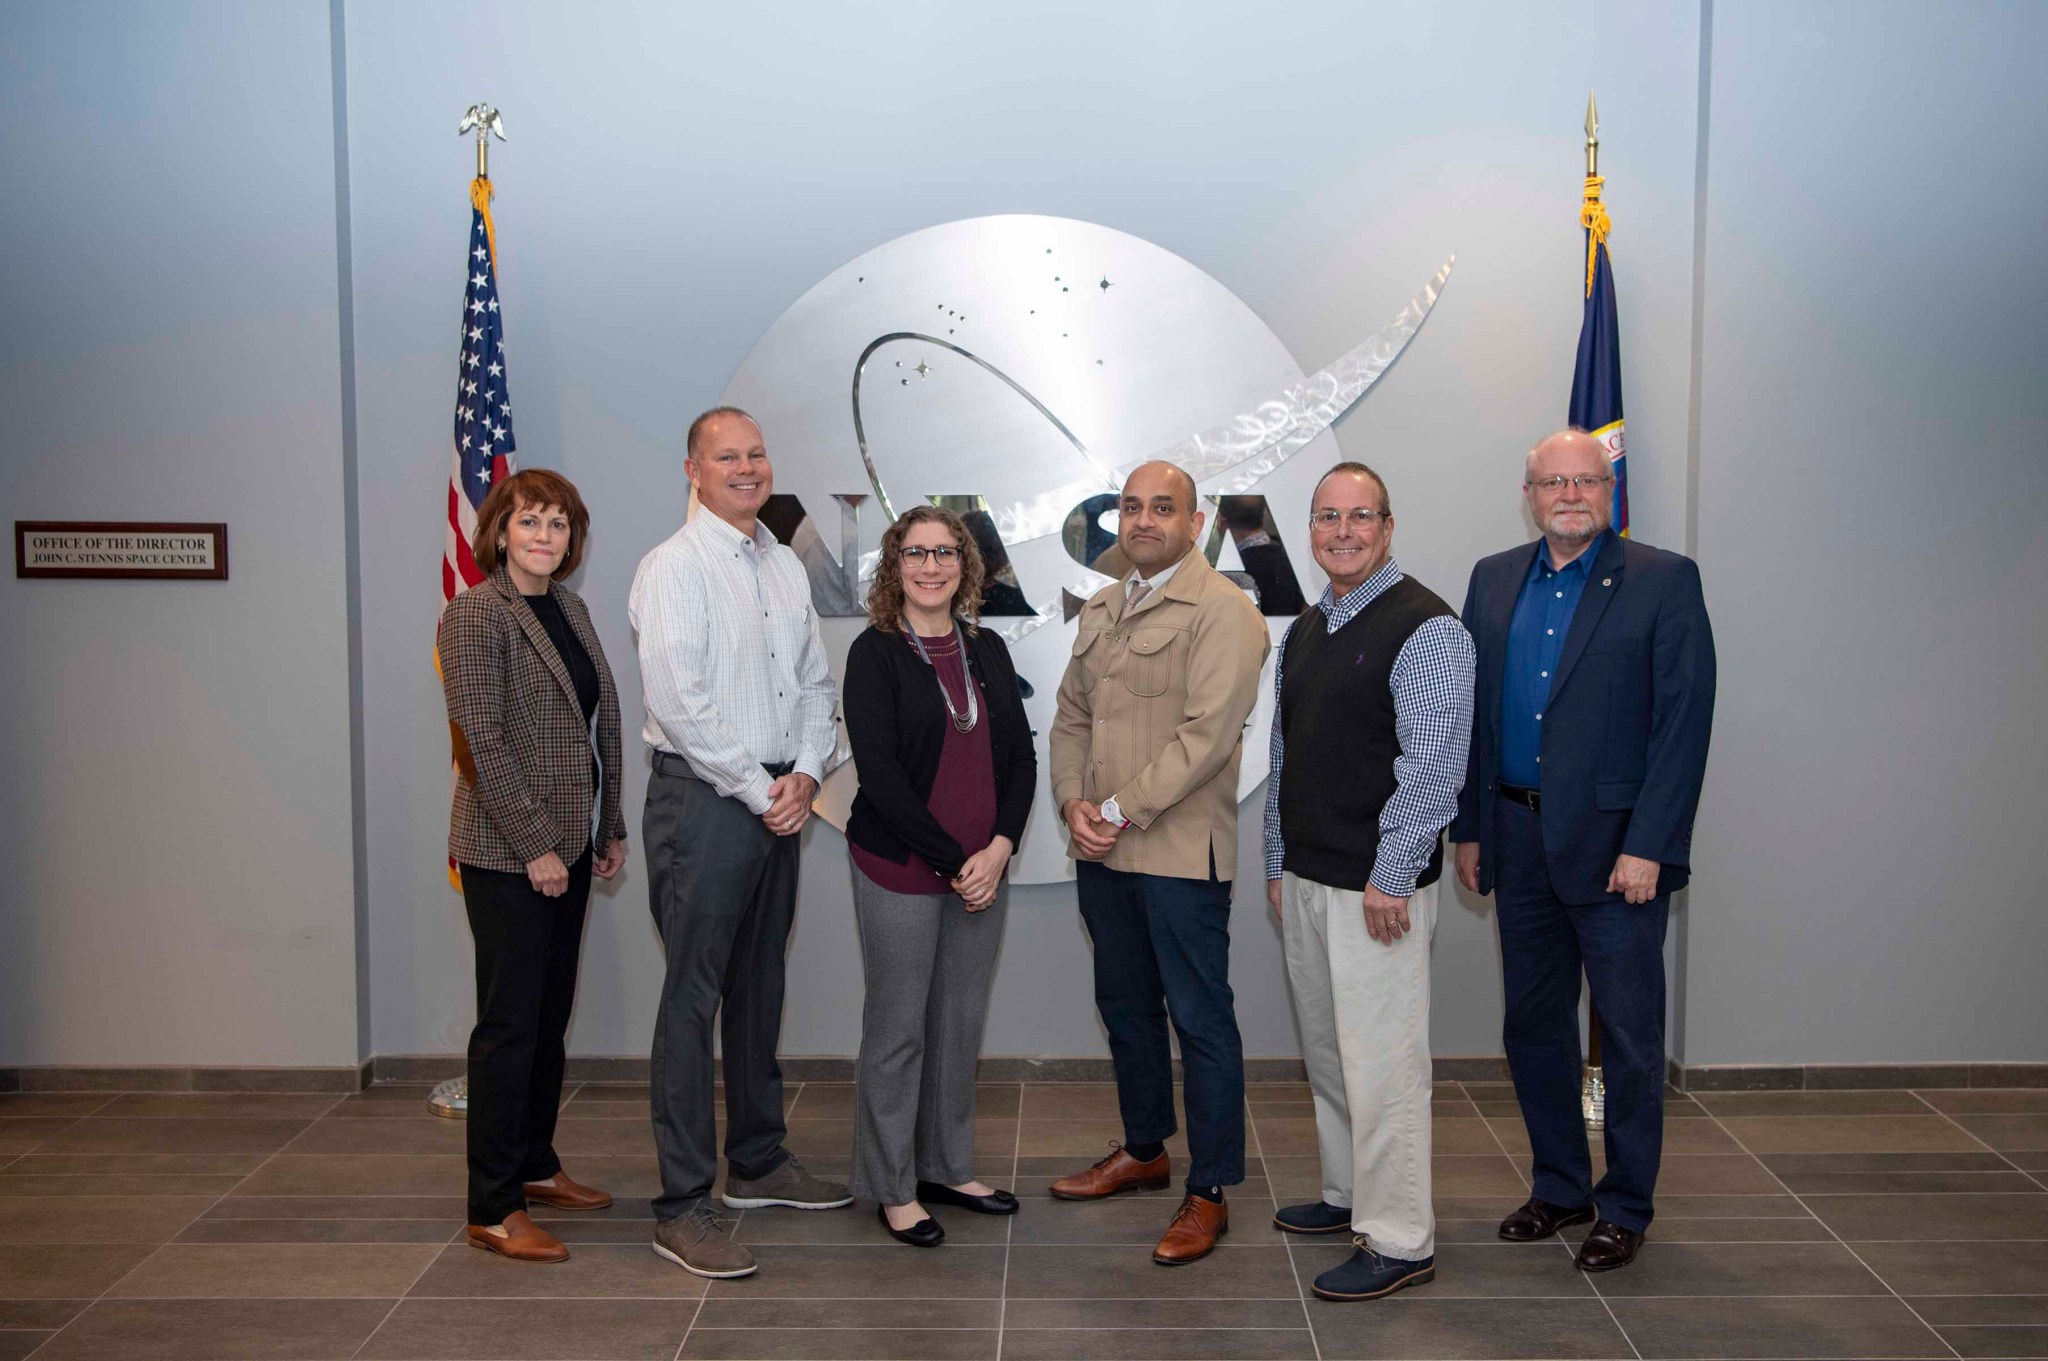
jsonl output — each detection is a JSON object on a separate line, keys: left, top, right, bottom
{"left": 1579, "top": 88, "right": 1609, "bottom": 1132}
{"left": 429, "top": 101, "right": 509, "bottom": 1123}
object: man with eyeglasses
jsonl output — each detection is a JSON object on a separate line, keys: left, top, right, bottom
{"left": 1449, "top": 428, "right": 1716, "bottom": 1273}
{"left": 629, "top": 406, "right": 851, "bottom": 1281}
{"left": 1263, "top": 462, "right": 1474, "bottom": 1301}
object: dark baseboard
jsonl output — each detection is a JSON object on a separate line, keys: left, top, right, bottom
{"left": 1, "top": 1065, "right": 366, "bottom": 1094}
{"left": 5, "top": 1056, "right": 2040, "bottom": 1094}
{"left": 1676, "top": 1062, "right": 2048, "bottom": 1091}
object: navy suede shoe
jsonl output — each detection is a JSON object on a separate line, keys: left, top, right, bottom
{"left": 1272, "top": 1200, "right": 1353, "bottom": 1235}
{"left": 1311, "top": 1240, "right": 1436, "bottom": 1301}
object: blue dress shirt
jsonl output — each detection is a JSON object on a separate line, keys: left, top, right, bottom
{"left": 1499, "top": 531, "right": 1612, "bottom": 789}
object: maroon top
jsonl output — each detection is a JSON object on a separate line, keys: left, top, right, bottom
{"left": 852, "top": 630, "right": 998, "bottom": 895}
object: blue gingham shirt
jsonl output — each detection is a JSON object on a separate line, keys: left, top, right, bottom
{"left": 1263, "top": 559, "right": 1476, "bottom": 896}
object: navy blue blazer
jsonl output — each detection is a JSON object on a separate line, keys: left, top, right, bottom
{"left": 1448, "top": 533, "right": 1716, "bottom": 904}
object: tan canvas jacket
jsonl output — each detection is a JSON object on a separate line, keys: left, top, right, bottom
{"left": 440, "top": 567, "right": 627, "bottom": 873}
{"left": 1049, "top": 549, "right": 1269, "bottom": 879}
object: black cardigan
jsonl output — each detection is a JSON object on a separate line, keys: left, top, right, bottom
{"left": 842, "top": 623, "right": 1037, "bottom": 879}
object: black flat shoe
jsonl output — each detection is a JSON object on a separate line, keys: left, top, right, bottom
{"left": 1498, "top": 1196, "right": 1596, "bottom": 1242}
{"left": 1574, "top": 1220, "right": 1643, "bottom": 1272}
{"left": 917, "top": 1180, "right": 1020, "bottom": 1216}
{"left": 878, "top": 1203, "right": 944, "bottom": 1247}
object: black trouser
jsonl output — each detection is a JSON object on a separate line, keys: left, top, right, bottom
{"left": 645, "top": 763, "right": 797, "bottom": 1220}
{"left": 460, "top": 847, "right": 593, "bottom": 1226}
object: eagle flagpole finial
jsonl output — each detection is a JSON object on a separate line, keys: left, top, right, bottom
{"left": 458, "top": 103, "right": 507, "bottom": 181}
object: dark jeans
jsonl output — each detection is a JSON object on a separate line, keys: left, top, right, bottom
{"left": 1075, "top": 858, "right": 1245, "bottom": 1187}
{"left": 1495, "top": 798, "right": 1669, "bottom": 1233}
{"left": 461, "top": 847, "right": 593, "bottom": 1226}
{"left": 645, "top": 765, "right": 796, "bottom": 1220}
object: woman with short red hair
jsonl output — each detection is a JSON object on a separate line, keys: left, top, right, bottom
{"left": 439, "top": 468, "right": 627, "bottom": 1263}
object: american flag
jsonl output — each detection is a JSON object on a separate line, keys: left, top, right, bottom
{"left": 442, "top": 180, "right": 516, "bottom": 888}
{"left": 444, "top": 183, "right": 516, "bottom": 598}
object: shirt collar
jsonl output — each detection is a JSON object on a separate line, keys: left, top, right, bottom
{"left": 693, "top": 509, "right": 776, "bottom": 555}
{"left": 1318, "top": 557, "right": 1405, "bottom": 630}
{"left": 1530, "top": 529, "right": 1611, "bottom": 581}
{"left": 1126, "top": 549, "right": 1188, "bottom": 595}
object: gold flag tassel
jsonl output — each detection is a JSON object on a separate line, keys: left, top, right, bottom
{"left": 471, "top": 176, "right": 498, "bottom": 271}
{"left": 1581, "top": 174, "right": 1610, "bottom": 299}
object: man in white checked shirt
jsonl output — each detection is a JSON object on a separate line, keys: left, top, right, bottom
{"left": 1263, "top": 463, "right": 1474, "bottom": 1303}
{"left": 629, "top": 407, "right": 849, "bottom": 1281}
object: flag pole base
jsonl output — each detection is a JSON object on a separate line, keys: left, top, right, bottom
{"left": 1581, "top": 1066, "right": 1606, "bottom": 1129}
{"left": 428, "top": 1076, "right": 468, "bottom": 1119}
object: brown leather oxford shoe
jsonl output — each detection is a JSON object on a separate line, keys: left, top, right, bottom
{"left": 1152, "top": 1192, "right": 1228, "bottom": 1265}
{"left": 522, "top": 1170, "right": 613, "bottom": 1211}
{"left": 466, "top": 1210, "right": 569, "bottom": 1263}
{"left": 1049, "top": 1143, "right": 1172, "bottom": 1201}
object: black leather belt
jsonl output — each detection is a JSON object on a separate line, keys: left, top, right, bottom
{"left": 1498, "top": 784, "right": 1541, "bottom": 813}
{"left": 653, "top": 752, "right": 796, "bottom": 780}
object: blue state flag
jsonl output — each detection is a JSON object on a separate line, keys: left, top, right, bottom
{"left": 1568, "top": 177, "right": 1629, "bottom": 536}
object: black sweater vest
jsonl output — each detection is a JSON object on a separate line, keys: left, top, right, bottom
{"left": 1279, "top": 576, "right": 1456, "bottom": 892}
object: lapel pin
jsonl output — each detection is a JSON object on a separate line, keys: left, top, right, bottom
{"left": 1602, "top": 577, "right": 1612, "bottom": 587}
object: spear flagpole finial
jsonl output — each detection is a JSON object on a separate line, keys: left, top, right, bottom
{"left": 1585, "top": 90, "right": 1600, "bottom": 178}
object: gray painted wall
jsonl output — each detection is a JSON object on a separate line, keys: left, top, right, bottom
{"left": 1685, "top": 0, "right": 2048, "bottom": 1063}
{"left": 5, "top": 0, "right": 2041, "bottom": 1069}
{"left": 0, "top": 1, "right": 360, "bottom": 1065}
{"left": 341, "top": 0, "right": 1703, "bottom": 1062}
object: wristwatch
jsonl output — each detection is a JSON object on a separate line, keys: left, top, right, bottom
{"left": 1099, "top": 796, "right": 1132, "bottom": 829}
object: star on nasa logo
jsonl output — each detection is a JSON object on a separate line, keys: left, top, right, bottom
{"left": 719, "top": 214, "right": 1452, "bottom": 883}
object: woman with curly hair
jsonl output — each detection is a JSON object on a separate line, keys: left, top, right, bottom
{"left": 841, "top": 505, "right": 1037, "bottom": 1246}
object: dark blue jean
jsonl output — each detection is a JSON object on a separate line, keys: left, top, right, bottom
{"left": 1075, "top": 859, "right": 1245, "bottom": 1187}
{"left": 1495, "top": 799, "right": 1669, "bottom": 1233}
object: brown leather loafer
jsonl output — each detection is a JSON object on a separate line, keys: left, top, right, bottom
{"left": 1049, "top": 1143, "right": 1172, "bottom": 1201}
{"left": 1574, "top": 1220, "right": 1644, "bottom": 1272}
{"left": 466, "top": 1210, "right": 568, "bottom": 1263}
{"left": 522, "top": 1171, "right": 613, "bottom": 1211}
{"left": 1498, "top": 1195, "right": 1596, "bottom": 1242}
{"left": 1152, "top": 1192, "right": 1228, "bottom": 1265}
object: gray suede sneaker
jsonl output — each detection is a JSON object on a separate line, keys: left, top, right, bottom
{"left": 652, "top": 1204, "right": 757, "bottom": 1279}
{"left": 720, "top": 1153, "right": 853, "bottom": 1210}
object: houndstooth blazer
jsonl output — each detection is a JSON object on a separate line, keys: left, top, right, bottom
{"left": 440, "top": 566, "right": 627, "bottom": 873}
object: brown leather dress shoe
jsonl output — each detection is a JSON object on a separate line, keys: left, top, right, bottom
{"left": 1152, "top": 1192, "right": 1228, "bottom": 1265}
{"left": 1049, "top": 1143, "right": 1172, "bottom": 1201}
{"left": 466, "top": 1210, "right": 568, "bottom": 1263}
{"left": 522, "top": 1171, "right": 613, "bottom": 1211}
{"left": 1574, "top": 1220, "right": 1644, "bottom": 1272}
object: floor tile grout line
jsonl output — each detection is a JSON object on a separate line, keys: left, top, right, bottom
{"left": 1908, "top": 1089, "right": 2048, "bottom": 1193}
{"left": 994, "top": 1082, "right": 1023, "bottom": 1361}
{"left": 1246, "top": 1091, "right": 1323, "bottom": 1361}
{"left": 1475, "top": 1080, "right": 1644, "bottom": 1360}
{"left": 20, "top": 1088, "right": 353, "bottom": 1361}
{"left": 1698, "top": 1101, "right": 1966, "bottom": 1361}
{"left": 670, "top": 1294, "right": 705, "bottom": 1361}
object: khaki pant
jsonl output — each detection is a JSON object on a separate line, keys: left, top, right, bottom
{"left": 1279, "top": 872, "right": 1438, "bottom": 1260}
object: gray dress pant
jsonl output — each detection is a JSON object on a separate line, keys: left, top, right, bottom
{"left": 847, "top": 863, "right": 1007, "bottom": 1205}
{"left": 646, "top": 763, "right": 796, "bottom": 1220}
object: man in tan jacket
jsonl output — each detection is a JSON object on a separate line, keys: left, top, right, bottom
{"left": 1047, "top": 460, "right": 1270, "bottom": 1265}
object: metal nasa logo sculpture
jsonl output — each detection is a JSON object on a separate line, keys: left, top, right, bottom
{"left": 719, "top": 215, "right": 1452, "bottom": 883}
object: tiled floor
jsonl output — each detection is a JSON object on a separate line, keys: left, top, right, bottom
{"left": 2, "top": 1080, "right": 2045, "bottom": 1358}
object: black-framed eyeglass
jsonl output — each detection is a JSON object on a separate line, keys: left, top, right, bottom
{"left": 898, "top": 545, "right": 961, "bottom": 566}
{"left": 1309, "top": 508, "right": 1389, "bottom": 531}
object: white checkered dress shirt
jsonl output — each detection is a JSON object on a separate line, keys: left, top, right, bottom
{"left": 1262, "top": 557, "right": 1475, "bottom": 896}
{"left": 628, "top": 512, "right": 838, "bottom": 815}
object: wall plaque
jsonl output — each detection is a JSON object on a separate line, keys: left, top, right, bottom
{"left": 15, "top": 521, "right": 229, "bottom": 580}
